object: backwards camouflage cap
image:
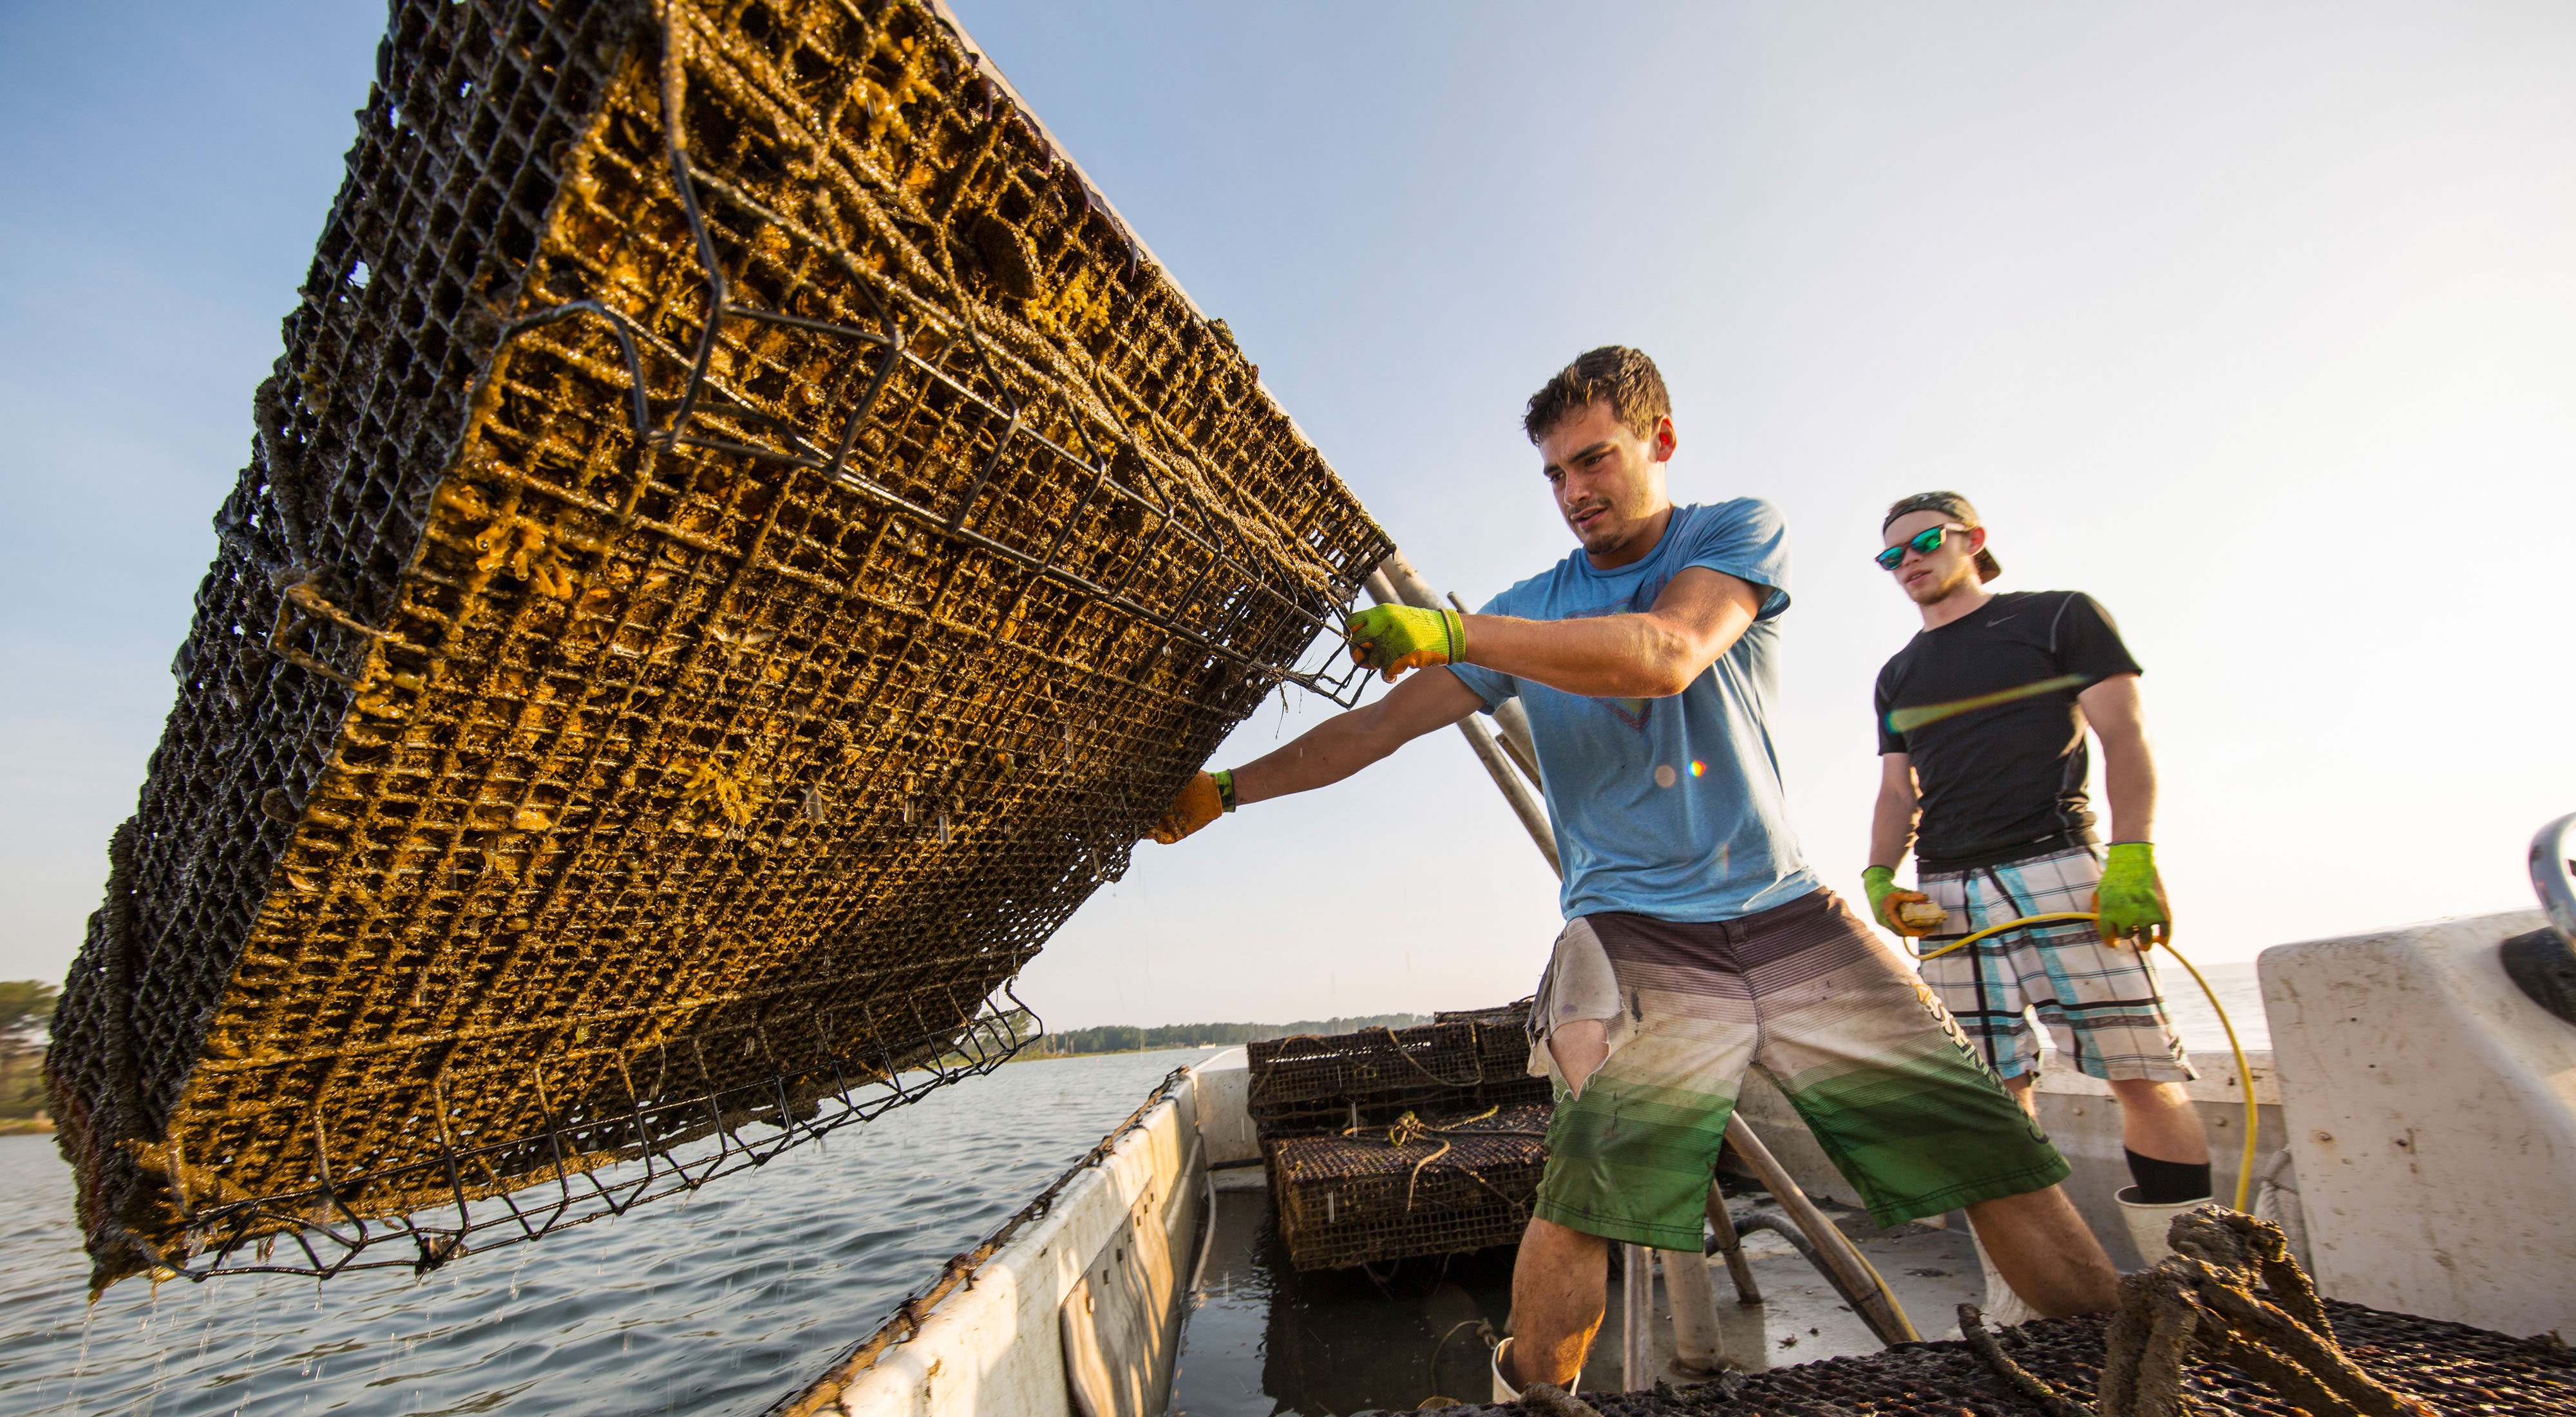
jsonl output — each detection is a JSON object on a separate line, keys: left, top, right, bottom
{"left": 1882, "top": 490, "right": 2000, "bottom": 582}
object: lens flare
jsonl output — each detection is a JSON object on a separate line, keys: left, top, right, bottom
{"left": 1689, "top": 760, "right": 1705, "bottom": 777}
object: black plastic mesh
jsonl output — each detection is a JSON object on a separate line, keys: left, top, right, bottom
{"left": 1458, "top": 1304, "right": 2576, "bottom": 1416}
{"left": 47, "top": 0, "right": 1387, "bottom": 1290}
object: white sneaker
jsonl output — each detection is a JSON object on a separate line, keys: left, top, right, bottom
{"left": 1492, "top": 1337, "right": 1521, "bottom": 1402}
{"left": 1491, "top": 1336, "right": 1580, "bottom": 1401}
{"left": 1972, "top": 1230, "right": 2042, "bottom": 1327}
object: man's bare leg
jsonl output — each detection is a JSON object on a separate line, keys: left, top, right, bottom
{"left": 1503, "top": 1216, "right": 1609, "bottom": 1389}
{"left": 1964, "top": 1184, "right": 2120, "bottom": 1315}
{"left": 2008, "top": 1073, "right": 2207, "bottom": 1166}
{"left": 2108, "top": 1078, "right": 2208, "bottom": 1165}
{"left": 1501, "top": 1019, "right": 1616, "bottom": 1390}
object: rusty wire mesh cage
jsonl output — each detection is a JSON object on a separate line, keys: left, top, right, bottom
{"left": 1471, "top": 1304, "right": 2576, "bottom": 1416}
{"left": 1434, "top": 996, "right": 1538, "bottom": 1081}
{"left": 1268, "top": 1103, "right": 1551, "bottom": 1273}
{"left": 47, "top": 0, "right": 1387, "bottom": 1290}
{"left": 1245, "top": 1014, "right": 1548, "bottom": 1140}
{"left": 1430, "top": 999, "right": 1533, "bottom": 1029}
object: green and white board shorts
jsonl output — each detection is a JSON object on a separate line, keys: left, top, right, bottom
{"left": 1526, "top": 888, "right": 2068, "bottom": 1250}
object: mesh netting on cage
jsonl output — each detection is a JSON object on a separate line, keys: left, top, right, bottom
{"left": 1245, "top": 1007, "right": 1551, "bottom": 1271}
{"left": 47, "top": 0, "right": 1387, "bottom": 1290}
{"left": 1246, "top": 1016, "right": 1549, "bottom": 1141}
{"left": 1269, "top": 1103, "right": 1552, "bottom": 1273}
{"left": 1475, "top": 1304, "right": 2576, "bottom": 1416}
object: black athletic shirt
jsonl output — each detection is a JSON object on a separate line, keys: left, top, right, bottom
{"left": 1873, "top": 591, "right": 2143, "bottom": 872}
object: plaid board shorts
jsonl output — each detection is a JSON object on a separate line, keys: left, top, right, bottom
{"left": 1524, "top": 888, "right": 2069, "bottom": 1250}
{"left": 1916, "top": 842, "right": 2196, "bottom": 1084}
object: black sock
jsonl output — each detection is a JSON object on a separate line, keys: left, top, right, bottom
{"left": 2126, "top": 1148, "right": 2211, "bottom": 1204}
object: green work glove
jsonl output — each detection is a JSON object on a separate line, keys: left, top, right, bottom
{"left": 2092, "top": 842, "right": 2171, "bottom": 949}
{"left": 1148, "top": 769, "right": 1235, "bottom": 844}
{"left": 1861, "top": 864, "right": 1944, "bottom": 937}
{"left": 1345, "top": 604, "right": 1465, "bottom": 681}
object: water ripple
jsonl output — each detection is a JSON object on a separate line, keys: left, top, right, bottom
{"left": 0, "top": 1049, "right": 1199, "bottom": 1416}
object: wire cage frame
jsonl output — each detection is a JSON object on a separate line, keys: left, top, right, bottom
{"left": 1245, "top": 1016, "right": 1550, "bottom": 1140}
{"left": 1267, "top": 1103, "right": 1551, "bottom": 1273}
{"left": 47, "top": 0, "right": 1388, "bottom": 1291}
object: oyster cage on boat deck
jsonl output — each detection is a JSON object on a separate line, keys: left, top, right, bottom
{"left": 1268, "top": 1103, "right": 1551, "bottom": 1273}
{"left": 1247, "top": 1007, "right": 1553, "bottom": 1270}
{"left": 1245, "top": 1014, "right": 1548, "bottom": 1138}
{"left": 46, "top": 0, "right": 1387, "bottom": 1289}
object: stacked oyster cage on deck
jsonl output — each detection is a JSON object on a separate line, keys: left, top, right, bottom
{"left": 47, "top": 0, "right": 1388, "bottom": 1289}
{"left": 1247, "top": 1003, "right": 1553, "bottom": 1271}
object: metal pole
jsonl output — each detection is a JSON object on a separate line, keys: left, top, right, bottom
{"left": 1622, "top": 1244, "right": 1654, "bottom": 1389}
{"left": 1363, "top": 568, "right": 1558, "bottom": 875}
{"left": 1660, "top": 1243, "right": 1727, "bottom": 1374}
{"left": 1434, "top": 589, "right": 1544, "bottom": 789}
{"left": 1490, "top": 698, "right": 1543, "bottom": 788}
{"left": 1703, "top": 1187, "right": 1764, "bottom": 1304}
{"left": 1723, "top": 1117, "right": 1920, "bottom": 1344}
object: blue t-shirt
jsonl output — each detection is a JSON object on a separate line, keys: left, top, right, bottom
{"left": 1448, "top": 499, "right": 1821, "bottom": 923}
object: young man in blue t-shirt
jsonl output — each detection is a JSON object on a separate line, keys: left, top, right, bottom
{"left": 1150, "top": 347, "right": 2115, "bottom": 1394}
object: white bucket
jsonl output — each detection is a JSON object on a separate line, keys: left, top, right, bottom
{"left": 2116, "top": 1186, "right": 2212, "bottom": 1266}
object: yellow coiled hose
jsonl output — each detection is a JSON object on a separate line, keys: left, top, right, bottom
{"left": 1917, "top": 913, "right": 2259, "bottom": 1212}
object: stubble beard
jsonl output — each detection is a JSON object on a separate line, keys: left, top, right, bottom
{"left": 1908, "top": 560, "right": 1980, "bottom": 607}
{"left": 1573, "top": 491, "right": 1658, "bottom": 559}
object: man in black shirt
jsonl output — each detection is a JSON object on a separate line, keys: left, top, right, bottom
{"left": 1860, "top": 491, "right": 2212, "bottom": 1233}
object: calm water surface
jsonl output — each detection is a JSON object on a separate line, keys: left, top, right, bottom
{"left": 2151, "top": 959, "right": 2267, "bottom": 1052}
{"left": 0, "top": 1049, "right": 1204, "bottom": 1417}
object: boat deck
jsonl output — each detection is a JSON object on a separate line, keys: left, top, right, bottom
{"left": 1170, "top": 1183, "right": 2576, "bottom": 1416}
{"left": 1170, "top": 1182, "right": 1991, "bottom": 1414}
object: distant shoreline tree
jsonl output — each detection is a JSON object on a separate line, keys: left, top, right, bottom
{"left": 0, "top": 980, "right": 58, "bottom": 1126}
{"left": 1012, "top": 1013, "right": 1435, "bottom": 1060}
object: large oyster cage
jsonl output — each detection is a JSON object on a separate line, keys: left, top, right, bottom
{"left": 48, "top": 0, "right": 1389, "bottom": 1289}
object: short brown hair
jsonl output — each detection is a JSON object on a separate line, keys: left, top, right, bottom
{"left": 1523, "top": 345, "right": 1671, "bottom": 444}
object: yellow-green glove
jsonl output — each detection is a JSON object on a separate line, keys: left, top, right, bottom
{"left": 1861, "top": 865, "right": 1944, "bottom": 937}
{"left": 2091, "top": 842, "right": 2170, "bottom": 949}
{"left": 1148, "top": 769, "right": 1235, "bottom": 844}
{"left": 1345, "top": 604, "right": 1465, "bottom": 681}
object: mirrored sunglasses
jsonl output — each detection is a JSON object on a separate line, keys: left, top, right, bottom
{"left": 1875, "top": 523, "right": 1971, "bottom": 571}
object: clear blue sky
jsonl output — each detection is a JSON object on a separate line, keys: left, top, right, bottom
{"left": 3, "top": 3, "right": 2571, "bottom": 1031}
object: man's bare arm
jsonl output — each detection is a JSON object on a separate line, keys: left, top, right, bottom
{"left": 1231, "top": 665, "right": 1484, "bottom": 806}
{"left": 2078, "top": 674, "right": 2155, "bottom": 842}
{"left": 1461, "top": 567, "right": 1763, "bottom": 699}
{"left": 1870, "top": 753, "right": 1920, "bottom": 869}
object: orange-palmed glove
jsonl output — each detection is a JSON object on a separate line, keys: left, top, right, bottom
{"left": 1148, "top": 769, "right": 1235, "bottom": 844}
{"left": 1862, "top": 865, "right": 1946, "bottom": 937}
